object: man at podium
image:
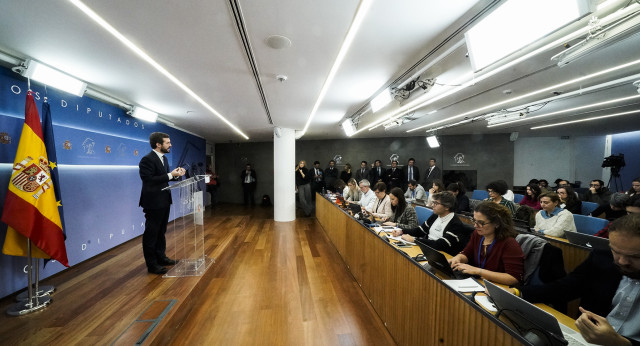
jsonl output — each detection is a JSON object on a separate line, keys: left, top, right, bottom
{"left": 139, "top": 132, "right": 185, "bottom": 274}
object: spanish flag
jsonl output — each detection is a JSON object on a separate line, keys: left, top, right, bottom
{"left": 1, "top": 91, "right": 69, "bottom": 267}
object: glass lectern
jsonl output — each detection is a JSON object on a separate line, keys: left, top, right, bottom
{"left": 162, "top": 175, "right": 214, "bottom": 277}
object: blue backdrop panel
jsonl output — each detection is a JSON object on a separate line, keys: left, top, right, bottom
{"left": 611, "top": 130, "right": 640, "bottom": 190}
{"left": 0, "top": 67, "right": 206, "bottom": 298}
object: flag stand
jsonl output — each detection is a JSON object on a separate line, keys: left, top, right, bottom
{"left": 6, "top": 240, "right": 51, "bottom": 316}
{"left": 15, "top": 259, "right": 55, "bottom": 302}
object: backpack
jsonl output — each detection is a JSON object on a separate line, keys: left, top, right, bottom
{"left": 514, "top": 205, "right": 536, "bottom": 226}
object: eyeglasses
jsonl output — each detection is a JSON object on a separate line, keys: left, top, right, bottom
{"left": 431, "top": 201, "right": 442, "bottom": 206}
{"left": 472, "top": 219, "right": 489, "bottom": 227}
{"left": 590, "top": 184, "right": 600, "bottom": 187}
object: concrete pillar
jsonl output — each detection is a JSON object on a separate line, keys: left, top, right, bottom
{"left": 273, "top": 127, "right": 296, "bottom": 222}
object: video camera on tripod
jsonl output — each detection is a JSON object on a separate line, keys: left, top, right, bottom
{"left": 602, "top": 153, "right": 625, "bottom": 191}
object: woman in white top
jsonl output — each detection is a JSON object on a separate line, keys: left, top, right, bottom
{"left": 344, "top": 178, "right": 362, "bottom": 202}
{"left": 368, "top": 182, "right": 393, "bottom": 219}
{"left": 534, "top": 191, "right": 577, "bottom": 237}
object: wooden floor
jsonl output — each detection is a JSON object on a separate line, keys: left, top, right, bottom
{"left": 0, "top": 204, "right": 396, "bottom": 346}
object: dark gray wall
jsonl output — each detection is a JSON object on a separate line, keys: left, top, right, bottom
{"left": 215, "top": 134, "right": 514, "bottom": 204}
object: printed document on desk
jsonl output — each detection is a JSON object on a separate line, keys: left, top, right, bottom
{"left": 443, "top": 277, "right": 485, "bottom": 292}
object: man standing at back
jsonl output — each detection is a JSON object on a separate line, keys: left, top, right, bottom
{"left": 139, "top": 132, "right": 185, "bottom": 275}
{"left": 355, "top": 161, "right": 370, "bottom": 183}
{"left": 404, "top": 158, "right": 420, "bottom": 191}
{"left": 240, "top": 164, "right": 257, "bottom": 206}
{"left": 324, "top": 160, "right": 338, "bottom": 192}
{"left": 424, "top": 158, "right": 441, "bottom": 188}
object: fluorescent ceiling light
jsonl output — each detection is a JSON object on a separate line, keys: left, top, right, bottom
{"left": 370, "top": 89, "right": 392, "bottom": 113}
{"left": 551, "top": 12, "right": 640, "bottom": 67}
{"left": 342, "top": 118, "right": 356, "bottom": 136}
{"left": 386, "top": 2, "right": 639, "bottom": 135}
{"left": 21, "top": 60, "right": 87, "bottom": 97}
{"left": 531, "top": 109, "right": 640, "bottom": 129}
{"left": 488, "top": 94, "right": 640, "bottom": 127}
{"left": 69, "top": 0, "right": 249, "bottom": 140}
{"left": 466, "top": 0, "right": 593, "bottom": 71}
{"left": 413, "top": 58, "right": 640, "bottom": 132}
{"left": 298, "top": 0, "right": 373, "bottom": 138}
{"left": 131, "top": 107, "right": 158, "bottom": 122}
{"left": 426, "top": 135, "right": 440, "bottom": 148}
{"left": 486, "top": 111, "right": 528, "bottom": 125}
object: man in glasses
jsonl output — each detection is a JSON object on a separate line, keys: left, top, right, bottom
{"left": 392, "top": 191, "right": 471, "bottom": 256}
{"left": 584, "top": 179, "right": 612, "bottom": 206}
{"left": 515, "top": 214, "right": 640, "bottom": 345}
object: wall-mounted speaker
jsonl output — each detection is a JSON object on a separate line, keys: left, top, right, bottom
{"left": 509, "top": 132, "right": 519, "bottom": 142}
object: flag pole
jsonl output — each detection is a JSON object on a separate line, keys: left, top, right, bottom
{"left": 15, "top": 258, "right": 55, "bottom": 302}
{"left": 6, "top": 240, "right": 51, "bottom": 316}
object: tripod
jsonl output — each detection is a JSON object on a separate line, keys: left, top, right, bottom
{"left": 607, "top": 167, "right": 624, "bottom": 192}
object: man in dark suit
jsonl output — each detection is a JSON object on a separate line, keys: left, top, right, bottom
{"left": 139, "top": 132, "right": 185, "bottom": 275}
{"left": 403, "top": 157, "right": 420, "bottom": 191}
{"left": 517, "top": 214, "right": 640, "bottom": 345}
{"left": 310, "top": 161, "right": 324, "bottom": 199}
{"left": 324, "top": 160, "right": 338, "bottom": 192}
{"left": 424, "top": 158, "right": 442, "bottom": 188}
{"left": 355, "top": 161, "right": 370, "bottom": 183}
{"left": 387, "top": 160, "right": 404, "bottom": 191}
{"left": 392, "top": 191, "right": 471, "bottom": 256}
{"left": 240, "top": 163, "right": 257, "bottom": 206}
{"left": 369, "top": 159, "right": 386, "bottom": 184}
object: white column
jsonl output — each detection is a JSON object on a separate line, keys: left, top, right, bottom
{"left": 273, "top": 127, "right": 296, "bottom": 222}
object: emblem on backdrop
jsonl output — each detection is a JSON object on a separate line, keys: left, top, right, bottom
{"left": 82, "top": 138, "right": 95, "bottom": 155}
{"left": 454, "top": 153, "right": 465, "bottom": 164}
{"left": 389, "top": 154, "right": 400, "bottom": 164}
{"left": 63, "top": 140, "right": 72, "bottom": 150}
{"left": 333, "top": 155, "right": 343, "bottom": 165}
{"left": 0, "top": 132, "right": 11, "bottom": 144}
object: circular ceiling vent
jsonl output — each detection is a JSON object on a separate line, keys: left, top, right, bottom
{"left": 266, "top": 35, "right": 292, "bottom": 49}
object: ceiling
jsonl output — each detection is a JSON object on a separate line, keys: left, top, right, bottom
{"left": 0, "top": 0, "right": 639, "bottom": 143}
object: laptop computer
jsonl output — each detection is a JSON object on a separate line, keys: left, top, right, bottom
{"left": 565, "top": 231, "right": 610, "bottom": 251}
{"left": 415, "top": 239, "right": 471, "bottom": 280}
{"left": 484, "top": 280, "right": 592, "bottom": 346}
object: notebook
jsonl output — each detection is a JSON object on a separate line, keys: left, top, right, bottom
{"left": 564, "top": 231, "right": 610, "bottom": 251}
{"left": 415, "top": 239, "right": 471, "bottom": 280}
{"left": 484, "top": 280, "right": 593, "bottom": 346}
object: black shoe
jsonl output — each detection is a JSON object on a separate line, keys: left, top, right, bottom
{"left": 147, "top": 265, "right": 168, "bottom": 274}
{"left": 158, "top": 258, "right": 179, "bottom": 266}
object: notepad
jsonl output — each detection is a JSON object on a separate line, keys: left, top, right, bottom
{"left": 442, "top": 277, "right": 485, "bottom": 292}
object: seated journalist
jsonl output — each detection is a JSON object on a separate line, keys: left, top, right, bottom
{"left": 382, "top": 187, "right": 418, "bottom": 232}
{"left": 513, "top": 214, "right": 640, "bottom": 345}
{"left": 448, "top": 201, "right": 524, "bottom": 285}
{"left": 393, "top": 191, "right": 471, "bottom": 256}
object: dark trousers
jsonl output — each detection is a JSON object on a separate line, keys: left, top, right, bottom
{"left": 243, "top": 183, "right": 255, "bottom": 205}
{"left": 142, "top": 207, "right": 170, "bottom": 268}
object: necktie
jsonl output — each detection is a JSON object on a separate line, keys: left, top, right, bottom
{"left": 162, "top": 155, "right": 169, "bottom": 173}
{"left": 409, "top": 167, "right": 412, "bottom": 180}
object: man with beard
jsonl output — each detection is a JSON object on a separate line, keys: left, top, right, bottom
{"left": 514, "top": 214, "right": 640, "bottom": 345}
{"left": 139, "top": 132, "right": 185, "bottom": 274}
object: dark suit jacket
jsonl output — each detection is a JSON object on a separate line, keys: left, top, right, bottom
{"left": 404, "top": 165, "right": 420, "bottom": 184}
{"left": 240, "top": 169, "right": 257, "bottom": 187}
{"left": 424, "top": 166, "right": 442, "bottom": 186}
{"left": 324, "top": 166, "right": 338, "bottom": 187}
{"left": 405, "top": 213, "right": 472, "bottom": 256}
{"left": 139, "top": 151, "right": 175, "bottom": 209}
{"left": 369, "top": 166, "right": 386, "bottom": 184}
{"left": 355, "top": 168, "right": 370, "bottom": 182}
{"left": 521, "top": 249, "right": 622, "bottom": 317}
{"left": 387, "top": 167, "right": 404, "bottom": 190}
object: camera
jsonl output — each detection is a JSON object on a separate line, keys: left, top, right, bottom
{"left": 601, "top": 154, "right": 625, "bottom": 169}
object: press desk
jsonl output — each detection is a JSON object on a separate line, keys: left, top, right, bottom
{"left": 317, "top": 196, "right": 529, "bottom": 345}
